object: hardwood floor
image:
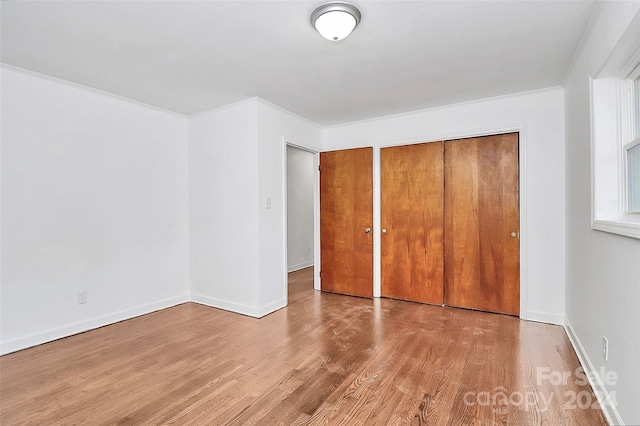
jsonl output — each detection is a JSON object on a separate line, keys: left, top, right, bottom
{"left": 1, "top": 268, "right": 607, "bottom": 425}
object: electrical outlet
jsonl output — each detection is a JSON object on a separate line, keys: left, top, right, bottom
{"left": 78, "top": 291, "right": 88, "bottom": 305}
{"left": 307, "top": 247, "right": 311, "bottom": 255}
{"left": 603, "top": 336, "right": 609, "bottom": 361}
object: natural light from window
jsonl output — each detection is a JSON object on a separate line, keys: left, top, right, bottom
{"left": 590, "top": 43, "right": 640, "bottom": 239}
{"left": 629, "top": 143, "right": 640, "bottom": 213}
{"left": 626, "top": 76, "right": 640, "bottom": 214}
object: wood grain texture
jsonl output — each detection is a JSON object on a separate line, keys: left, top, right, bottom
{"left": 320, "top": 147, "right": 373, "bottom": 298}
{"left": 444, "top": 133, "right": 520, "bottom": 316}
{"left": 0, "top": 268, "right": 607, "bottom": 425}
{"left": 381, "top": 142, "right": 444, "bottom": 305}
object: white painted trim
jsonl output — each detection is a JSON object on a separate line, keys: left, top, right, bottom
{"left": 0, "top": 294, "right": 190, "bottom": 355}
{"left": 1, "top": 64, "right": 186, "bottom": 118}
{"left": 188, "top": 96, "right": 258, "bottom": 118}
{"left": 593, "top": 219, "right": 640, "bottom": 239}
{"left": 283, "top": 138, "right": 321, "bottom": 298}
{"left": 323, "top": 86, "right": 563, "bottom": 130}
{"left": 256, "top": 98, "right": 323, "bottom": 129}
{"left": 526, "top": 310, "right": 564, "bottom": 325}
{"left": 191, "top": 293, "right": 285, "bottom": 318}
{"left": 2, "top": 292, "right": 290, "bottom": 354}
{"left": 288, "top": 262, "right": 314, "bottom": 273}
{"left": 589, "top": 15, "right": 640, "bottom": 240}
{"left": 564, "top": 318, "right": 624, "bottom": 425}
{"left": 373, "top": 147, "right": 381, "bottom": 297}
{"left": 594, "top": 4, "right": 640, "bottom": 79}
{"left": 0, "top": 66, "right": 3, "bottom": 358}
{"left": 518, "top": 125, "right": 529, "bottom": 321}
{"left": 257, "top": 298, "right": 287, "bottom": 317}
{"left": 590, "top": 78, "right": 640, "bottom": 239}
{"left": 313, "top": 152, "right": 321, "bottom": 292}
{"left": 283, "top": 139, "right": 290, "bottom": 307}
{"left": 563, "top": 2, "right": 604, "bottom": 83}
{"left": 590, "top": 77, "right": 605, "bottom": 229}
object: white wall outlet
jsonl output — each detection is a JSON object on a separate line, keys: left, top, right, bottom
{"left": 307, "top": 247, "right": 311, "bottom": 255}
{"left": 603, "top": 336, "right": 609, "bottom": 361}
{"left": 265, "top": 197, "right": 271, "bottom": 209}
{"left": 78, "top": 291, "right": 88, "bottom": 305}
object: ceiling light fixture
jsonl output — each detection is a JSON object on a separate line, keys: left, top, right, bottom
{"left": 311, "top": 2, "right": 361, "bottom": 42}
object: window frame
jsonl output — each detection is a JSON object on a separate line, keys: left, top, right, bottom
{"left": 590, "top": 52, "right": 640, "bottom": 239}
{"left": 624, "top": 138, "right": 640, "bottom": 214}
{"left": 622, "top": 73, "right": 640, "bottom": 214}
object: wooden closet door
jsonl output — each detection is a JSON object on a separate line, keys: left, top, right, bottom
{"left": 381, "top": 142, "right": 444, "bottom": 304}
{"left": 444, "top": 133, "right": 520, "bottom": 316}
{"left": 320, "top": 147, "right": 373, "bottom": 298}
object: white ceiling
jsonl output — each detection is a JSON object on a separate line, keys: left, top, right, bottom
{"left": 1, "top": 1, "right": 596, "bottom": 126}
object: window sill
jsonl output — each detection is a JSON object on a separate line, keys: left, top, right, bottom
{"left": 592, "top": 218, "right": 640, "bottom": 239}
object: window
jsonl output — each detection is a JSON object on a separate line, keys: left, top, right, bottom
{"left": 590, "top": 43, "right": 640, "bottom": 239}
{"left": 628, "top": 141, "right": 640, "bottom": 212}
{"left": 626, "top": 76, "right": 640, "bottom": 213}
{"left": 636, "top": 75, "right": 640, "bottom": 132}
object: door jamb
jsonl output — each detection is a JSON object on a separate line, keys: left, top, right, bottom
{"left": 283, "top": 140, "right": 321, "bottom": 300}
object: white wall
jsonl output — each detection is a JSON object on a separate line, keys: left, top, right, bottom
{"left": 256, "top": 99, "right": 322, "bottom": 310}
{"left": 564, "top": 2, "right": 640, "bottom": 424}
{"left": 0, "top": 67, "right": 190, "bottom": 354}
{"left": 188, "top": 98, "right": 322, "bottom": 317}
{"left": 188, "top": 99, "right": 261, "bottom": 314}
{"left": 323, "top": 88, "right": 566, "bottom": 325}
{"left": 286, "top": 146, "right": 314, "bottom": 272}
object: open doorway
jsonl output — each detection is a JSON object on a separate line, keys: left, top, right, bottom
{"left": 285, "top": 145, "right": 316, "bottom": 298}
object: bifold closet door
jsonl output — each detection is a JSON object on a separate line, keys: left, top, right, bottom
{"left": 381, "top": 142, "right": 444, "bottom": 304}
{"left": 444, "top": 133, "right": 520, "bottom": 316}
{"left": 320, "top": 147, "right": 373, "bottom": 298}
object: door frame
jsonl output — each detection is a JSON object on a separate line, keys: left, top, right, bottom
{"left": 374, "top": 125, "right": 528, "bottom": 319}
{"left": 283, "top": 139, "right": 321, "bottom": 300}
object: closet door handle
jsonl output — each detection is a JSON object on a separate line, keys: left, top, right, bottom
{"left": 364, "top": 227, "right": 371, "bottom": 233}
{"left": 382, "top": 228, "right": 387, "bottom": 233}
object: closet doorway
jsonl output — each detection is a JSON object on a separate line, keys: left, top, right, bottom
{"left": 380, "top": 142, "right": 444, "bottom": 305}
{"left": 380, "top": 133, "right": 520, "bottom": 316}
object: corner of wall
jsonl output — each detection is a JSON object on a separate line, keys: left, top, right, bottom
{"left": 190, "top": 294, "right": 285, "bottom": 319}
{"left": 526, "top": 310, "right": 565, "bottom": 325}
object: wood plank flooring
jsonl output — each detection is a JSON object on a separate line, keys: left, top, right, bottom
{"left": 0, "top": 268, "right": 607, "bottom": 425}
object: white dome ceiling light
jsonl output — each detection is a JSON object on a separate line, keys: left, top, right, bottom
{"left": 311, "top": 2, "right": 361, "bottom": 42}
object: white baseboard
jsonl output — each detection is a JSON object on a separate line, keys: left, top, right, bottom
{"left": 257, "top": 298, "right": 287, "bottom": 317}
{"left": 1, "top": 293, "right": 288, "bottom": 355}
{"left": 0, "top": 294, "right": 190, "bottom": 355}
{"left": 526, "top": 310, "right": 565, "bottom": 325}
{"left": 191, "top": 294, "right": 286, "bottom": 318}
{"left": 564, "top": 318, "right": 624, "bottom": 425}
{"left": 287, "top": 261, "right": 314, "bottom": 273}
